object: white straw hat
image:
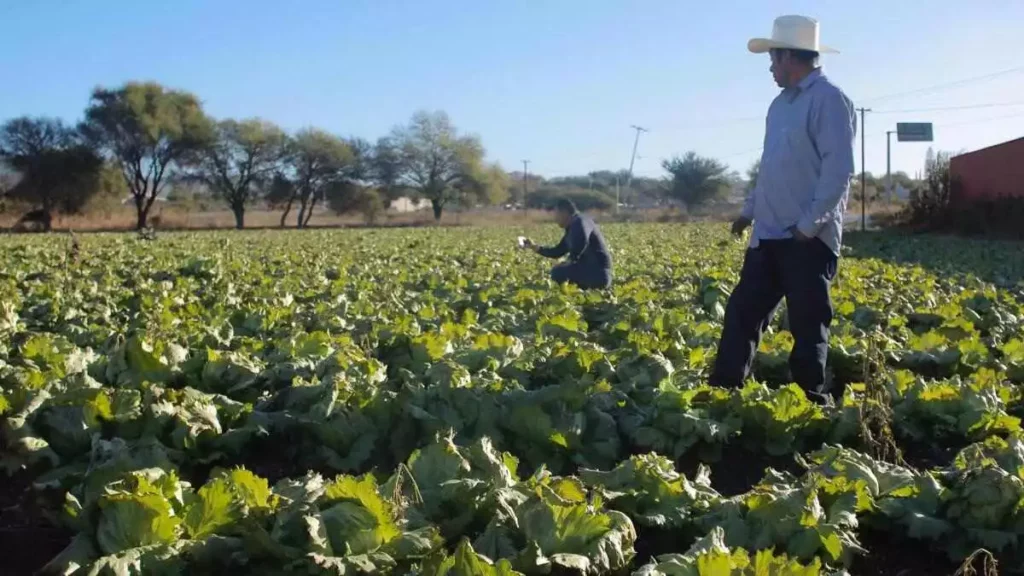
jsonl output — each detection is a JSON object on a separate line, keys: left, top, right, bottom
{"left": 748, "top": 15, "right": 838, "bottom": 54}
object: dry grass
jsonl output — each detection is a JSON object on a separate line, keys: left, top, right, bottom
{"left": 2, "top": 199, "right": 899, "bottom": 233}
{"left": 0, "top": 206, "right": 559, "bottom": 232}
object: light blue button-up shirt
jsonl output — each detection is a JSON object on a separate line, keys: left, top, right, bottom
{"left": 742, "top": 68, "right": 857, "bottom": 255}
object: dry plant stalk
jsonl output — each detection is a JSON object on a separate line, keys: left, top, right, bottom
{"left": 858, "top": 337, "right": 904, "bottom": 465}
{"left": 954, "top": 548, "right": 998, "bottom": 576}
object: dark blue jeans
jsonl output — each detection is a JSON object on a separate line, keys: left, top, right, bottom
{"left": 551, "top": 262, "right": 612, "bottom": 290}
{"left": 710, "top": 238, "right": 838, "bottom": 400}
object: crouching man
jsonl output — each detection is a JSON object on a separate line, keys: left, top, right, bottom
{"left": 521, "top": 199, "right": 612, "bottom": 290}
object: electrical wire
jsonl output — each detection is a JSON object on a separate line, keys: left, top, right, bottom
{"left": 872, "top": 102, "right": 1024, "bottom": 114}
{"left": 658, "top": 66, "right": 1024, "bottom": 133}
{"left": 857, "top": 65, "right": 1024, "bottom": 104}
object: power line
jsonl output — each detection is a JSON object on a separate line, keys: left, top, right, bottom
{"left": 866, "top": 110, "right": 1024, "bottom": 141}
{"left": 932, "top": 110, "right": 1024, "bottom": 130}
{"left": 653, "top": 109, "right": 1024, "bottom": 170}
{"left": 661, "top": 116, "right": 763, "bottom": 131}
{"left": 655, "top": 66, "right": 1024, "bottom": 135}
{"left": 606, "top": 66, "right": 1024, "bottom": 177}
{"left": 872, "top": 101, "right": 1024, "bottom": 114}
{"left": 859, "top": 65, "right": 1024, "bottom": 104}
{"left": 719, "top": 146, "right": 764, "bottom": 159}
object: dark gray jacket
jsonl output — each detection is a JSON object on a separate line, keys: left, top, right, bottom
{"left": 537, "top": 213, "right": 611, "bottom": 270}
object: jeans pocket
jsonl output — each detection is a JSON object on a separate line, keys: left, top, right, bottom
{"left": 803, "top": 239, "right": 838, "bottom": 281}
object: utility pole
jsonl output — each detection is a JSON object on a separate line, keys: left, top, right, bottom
{"left": 856, "top": 108, "right": 871, "bottom": 231}
{"left": 886, "top": 130, "right": 895, "bottom": 202}
{"left": 625, "top": 125, "right": 648, "bottom": 208}
{"left": 521, "top": 160, "right": 530, "bottom": 213}
{"left": 615, "top": 175, "right": 620, "bottom": 213}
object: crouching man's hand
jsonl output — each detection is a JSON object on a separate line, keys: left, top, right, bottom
{"left": 731, "top": 217, "right": 751, "bottom": 236}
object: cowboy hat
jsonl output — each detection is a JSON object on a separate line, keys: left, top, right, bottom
{"left": 748, "top": 15, "right": 838, "bottom": 54}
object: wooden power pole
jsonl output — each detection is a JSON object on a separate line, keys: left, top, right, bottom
{"left": 857, "top": 108, "right": 871, "bottom": 231}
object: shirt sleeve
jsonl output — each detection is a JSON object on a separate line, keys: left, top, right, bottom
{"left": 797, "top": 90, "right": 857, "bottom": 238}
{"left": 537, "top": 231, "right": 569, "bottom": 258}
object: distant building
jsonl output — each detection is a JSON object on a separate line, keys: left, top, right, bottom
{"left": 120, "top": 194, "right": 168, "bottom": 205}
{"left": 390, "top": 196, "right": 430, "bottom": 213}
{"left": 950, "top": 137, "right": 1024, "bottom": 202}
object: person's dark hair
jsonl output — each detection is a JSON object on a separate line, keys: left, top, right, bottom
{"left": 554, "top": 198, "right": 578, "bottom": 214}
{"left": 771, "top": 48, "right": 819, "bottom": 66}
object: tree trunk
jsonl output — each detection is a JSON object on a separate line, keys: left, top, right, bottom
{"left": 40, "top": 195, "right": 53, "bottom": 232}
{"left": 432, "top": 200, "right": 443, "bottom": 221}
{"left": 134, "top": 196, "right": 148, "bottom": 230}
{"left": 303, "top": 194, "right": 317, "bottom": 228}
{"left": 296, "top": 197, "right": 308, "bottom": 229}
{"left": 279, "top": 196, "right": 295, "bottom": 228}
{"left": 232, "top": 204, "right": 245, "bottom": 229}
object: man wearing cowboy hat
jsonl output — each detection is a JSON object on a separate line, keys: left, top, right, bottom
{"left": 710, "top": 15, "right": 856, "bottom": 403}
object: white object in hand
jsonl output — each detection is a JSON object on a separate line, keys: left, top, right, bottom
{"left": 517, "top": 236, "right": 527, "bottom": 248}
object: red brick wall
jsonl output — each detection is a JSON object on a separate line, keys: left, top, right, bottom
{"left": 950, "top": 137, "right": 1024, "bottom": 201}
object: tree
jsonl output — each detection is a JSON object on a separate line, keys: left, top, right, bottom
{"left": 369, "top": 136, "right": 406, "bottom": 209}
{"left": 0, "top": 117, "right": 104, "bottom": 218}
{"left": 326, "top": 181, "right": 383, "bottom": 224}
{"left": 662, "top": 151, "right": 730, "bottom": 208}
{"left": 527, "top": 185, "right": 616, "bottom": 211}
{"left": 907, "top": 150, "right": 955, "bottom": 225}
{"left": 745, "top": 159, "right": 760, "bottom": 194}
{"left": 82, "top": 82, "right": 214, "bottom": 229}
{"left": 479, "top": 163, "right": 511, "bottom": 206}
{"left": 272, "top": 129, "right": 356, "bottom": 228}
{"left": 392, "top": 110, "right": 487, "bottom": 220}
{"left": 185, "top": 119, "right": 287, "bottom": 229}
{"left": 0, "top": 167, "right": 16, "bottom": 213}
{"left": 265, "top": 172, "right": 298, "bottom": 227}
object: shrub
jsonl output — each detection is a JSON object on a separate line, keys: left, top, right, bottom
{"left": 526, "top": 186, "right": 615, "bottom": 211}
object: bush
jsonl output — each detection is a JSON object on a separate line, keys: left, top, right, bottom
{"left": 327, "top": 182, "right": 384, "bottom": 224}
{"left": 898, "top": 149, "right": 1024, "bottom": 238}
{"left": 904, "top": 151, "right": 954, "bottom": 227}
{"left": 526, "top": 186, "right": 615, "bottom": 211}
{"left": 662, "top": 151, "right": 730, "bottom": 208}
{"left": 948, "top": 196, "right": 1024, "bottom": 238}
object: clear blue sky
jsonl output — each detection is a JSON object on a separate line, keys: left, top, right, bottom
{"left": 2, "top": 0, "right": 1023, "bottom": 180}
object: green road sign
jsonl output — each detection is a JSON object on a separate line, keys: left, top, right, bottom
{"left": 896, "top": 122, "right": 933, "bottom": 142}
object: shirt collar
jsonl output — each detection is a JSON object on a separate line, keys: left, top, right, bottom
{"left": 797, "top": 67, "right": 823, "bottom": 91}
{"left": 783, "top": 68, "right": 823, "bottom": 102}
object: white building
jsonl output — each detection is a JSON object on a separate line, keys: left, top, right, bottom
{"left": 390, "top": 196, "right": 431, "bottom": 213}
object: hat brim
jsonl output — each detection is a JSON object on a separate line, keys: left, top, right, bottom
{"left": 748, "top": 38, "right": 838, "bottom": 54}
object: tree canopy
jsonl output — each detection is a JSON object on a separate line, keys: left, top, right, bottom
{"left": 391, "top": 110, "right": 487, "bottom": 220}
{"left": 0, "top": 116, "right": 104, "bottom": 216}
{"left": 662, "top": 151, "right": 731, "bottom": 208}
{"left": 185, "top": 118, "right": 288, "bottom": 228}
{"left": 272, "top": 129, "right": 357, "bottom": 228}
{"left": 82, "top": 82, "right": 214, "bottom": 229}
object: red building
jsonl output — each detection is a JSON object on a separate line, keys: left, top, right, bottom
{"left": 949, "top": 137, "right": 1024, "bottom": 202}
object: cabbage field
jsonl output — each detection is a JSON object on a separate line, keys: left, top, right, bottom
{"left": 2, "top": 225, "right": 1024, "bottom": 575}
